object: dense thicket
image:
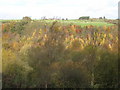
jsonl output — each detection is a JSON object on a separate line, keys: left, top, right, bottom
{"left": 2, "top": 20, "right": 118, "bottom": 88}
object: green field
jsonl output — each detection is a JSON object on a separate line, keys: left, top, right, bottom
{"left": 0, "top": 19, "right": 114, "bottom": 27}
{"left": 37, "top": 20, "right": 114, "bottom": 26}
{"left": 58, "top": 20, "right": 114, "bottom": 26}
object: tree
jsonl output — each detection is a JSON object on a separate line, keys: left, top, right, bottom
{"left": 26, "top": 21, "right": 68, "bottom": 88}
{"left": 2, "top": 48, "right": 32, "bottom": 88}
{"left": 94, "top": 49, "right": 118, "bottom": 88}
{"left": 59, "top": 61, "right": 90, "bottom": 88}
{"left": 99, "top": 17, "right": 102, "bottom": 19}
{"left": 22, "top": 16, "right": 31, "bottom": 21}
{"left": 103, "top": 16, "right": 106, "bottom": 19}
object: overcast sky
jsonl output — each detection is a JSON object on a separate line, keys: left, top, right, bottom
{"left": 0, "top": 0, "right": 119, "bottom": 19}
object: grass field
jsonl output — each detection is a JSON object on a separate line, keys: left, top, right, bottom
{"left": 36, "top": 19, "right": 115, "bottom": 26}
{"left": 0, "top": 19, "right": 114, "bottom": 27}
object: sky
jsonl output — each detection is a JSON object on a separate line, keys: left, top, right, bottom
{"left": 0, "top": 0, "right": 119, "bottom": 19}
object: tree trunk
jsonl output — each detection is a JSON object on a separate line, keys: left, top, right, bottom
{"left": 45, "top": 83, "right": 47, "bottom": 88}
{"left": 91, "top": 73, "right": 94, "bottom": 87}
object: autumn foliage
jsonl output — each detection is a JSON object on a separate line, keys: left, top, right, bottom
{"left": 2, "top": 20, "right": 118, "bottom": 88}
